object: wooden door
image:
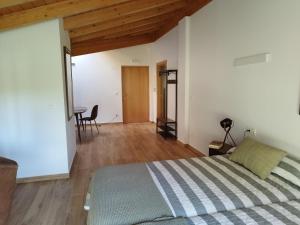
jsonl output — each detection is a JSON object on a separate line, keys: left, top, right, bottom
{"left": 122, "top": 66, "right": 149, "bottom": 123}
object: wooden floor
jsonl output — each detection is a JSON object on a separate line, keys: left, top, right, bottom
{"left": 8, "top": 123, "right": 203, "bottom": 225}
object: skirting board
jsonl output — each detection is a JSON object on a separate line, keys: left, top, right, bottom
{"left": 17, "top": 173, "right": 70, "bottom": 184}
{"left": 75, "top": 122, "right": 123, "bottom": 127}
{"left": 17, "top": 151, "right": 78, "bottom": 184}
{"left": 99, "top": 122, "right": 123, "bottom": 125}
{"left": 177, "top": 140, "right": 206, "bottom": 157}
{"left": 76, "top": 122, "right": 155, "bottom": 127}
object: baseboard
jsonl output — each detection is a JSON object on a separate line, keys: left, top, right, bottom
{"left": 76, "top": 122, "right": 156, "bottom": 126}
{"left": 76, "top": 122, "right": 123, "bottom": 127}
{"left": 176, "top": 140, "right": 190, "bottom": 149}
{"left": 186, "top": 144, "right": 206, "bottom": 157}
{"left": 69, "top": 150, "right": 78, "bottom": 174}
{"left": 99, "top": 122, "right": 123, "bottom": 125}
{"left": 16, "top": 173, "right": 70, "bottom": 184}
{"left": 122, "top": 121, "right": 153, "bottom": 125}
{"left": 177, "top": 140, "right": 206, "bottom": 157}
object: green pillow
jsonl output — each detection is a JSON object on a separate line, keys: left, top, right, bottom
{"left": 229, "top": 138, "right": 287, "bottom": 179}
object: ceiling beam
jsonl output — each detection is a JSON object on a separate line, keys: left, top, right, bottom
{"left": 64, "top": 0, "right": 185, "bottom": 30}
{"left": 72, "top": 34, "right": 155, "bottom": 56}
{"left": 0, "top": 0, "right": 34, "bottom": 9}
{"left": 71, "top": 14, "right": 170, "bottom": 43}
{"left": 155, "top": 0, "right": 211, "bottom": 40}
{"left": 100, "top": 24, "right": 160, "bottom": 40}
{"left": 104, "top": 29, "right": 159, "bottom": 40}
{"left": 69, "top": 2, "right": 185, "bottom": 38}
{"left": 0, "top": 0, "right": 130, "bottom": 31}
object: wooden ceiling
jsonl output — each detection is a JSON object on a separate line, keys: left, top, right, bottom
{"left": 0, "top": 0, "right": 211, "bottom": 56}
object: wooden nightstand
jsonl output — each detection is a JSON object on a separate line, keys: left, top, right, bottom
{"left": 209, "top": 143, "right": 233, "bottom": 156}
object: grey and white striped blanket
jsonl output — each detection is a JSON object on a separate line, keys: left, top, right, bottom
{"left": 188, "top": 200, "right": 300, "bottom": 225}
{"left": 87, "top": 155, "right": 300, "bottom": 225}
{"left": 137, "top": 200, "right": 300, "bottom": 225}
{"left": 147, "top": 155, "right": 300, "bottom": 218}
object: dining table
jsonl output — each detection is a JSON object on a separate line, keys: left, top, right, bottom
{"left": 74, "top": 106, "right": 87, "bottom": 142}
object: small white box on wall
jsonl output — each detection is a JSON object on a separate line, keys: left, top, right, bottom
{"left": 234, "top": 53, "right": 271, "bottom": 67}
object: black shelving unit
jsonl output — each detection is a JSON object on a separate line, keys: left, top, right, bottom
{"left": 156, "top": 69, "right": 178, "bottom": 138}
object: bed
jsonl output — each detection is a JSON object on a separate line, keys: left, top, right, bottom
{"left": 85, "top": 155, "right": 300, "bottom": 225}
{"left": 137, "top": 200, "right": 300, "bottom": 225}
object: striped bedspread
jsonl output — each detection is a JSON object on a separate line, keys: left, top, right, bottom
{"left": 147, "top": 155, "right": 300, "bottom": 218}
{"left": 137, "top": 200, "right": 300, "bottom": 225}
{"left": 188, "top": 200, "right": 300, "bottom": 225}
{"left": 87, "top": 155, "right": 300, "bottom": 225}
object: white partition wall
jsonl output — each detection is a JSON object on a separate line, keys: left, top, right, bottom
{"left": 0, "top": 19, "right": 76, "bottom": 178}
{"left": 177, "top": 17, "right": 191, "bottom": 144}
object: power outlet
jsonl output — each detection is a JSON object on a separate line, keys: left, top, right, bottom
{"left": 253, "top": 129, "right": 257, "bottom": 136}
{"left": 245, "top": 129, "right": 257, "bottom": 137}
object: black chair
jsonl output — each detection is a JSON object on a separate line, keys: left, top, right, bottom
{"left": 81, "top": 105, "right": 100, "bottom": 135}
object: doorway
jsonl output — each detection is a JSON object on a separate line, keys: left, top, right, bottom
{"left": 156, "top": 60, "right": 167, "bottom": 120}
{"left": 122, "top": 66, "right": 149, "bottom": 123}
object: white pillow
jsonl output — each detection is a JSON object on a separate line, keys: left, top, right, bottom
{"left": 272, "top": 156, "right": 300, "bottom": 187}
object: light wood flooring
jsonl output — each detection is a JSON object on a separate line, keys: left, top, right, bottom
{"left": 8, "top": 123, "right": 203, "bottom": 225}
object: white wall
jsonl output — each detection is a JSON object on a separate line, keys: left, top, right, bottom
{"left": 0, "top": 19, "right": 75, "bottom": 178}
{"left": 177, "top": 17, "right": 191, "bottom": 143}
{"left": 72, "top": 25, "right": 180, "bottom": 124}
{"left": 72, "top": 44, "right": 151, "bottom": 123}
{"left": 59, "top": 20, "right": 77, "bottom": 170}
{"left": 150, "top": 27, "right": 179, "bottom": 121}
{"left": 187, "top": 0, "right": 300, "bottom": 156}
{"left": 72, "top": 27, "right": 180, "bottom": 124}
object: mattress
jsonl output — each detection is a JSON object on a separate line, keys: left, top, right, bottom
{"left": 136, "top": 200, "right": 300, "bottom": 225}
{"left": 147, "top": 155, "right": 300, "bottom": 217}
{"left": 86, "top": 155, "right": 300, "bottom": 225}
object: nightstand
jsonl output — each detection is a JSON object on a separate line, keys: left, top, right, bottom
{"left": 209, "top": 143, "right": 233, "bottom": 156}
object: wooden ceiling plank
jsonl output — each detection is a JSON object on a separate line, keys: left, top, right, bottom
{"left": 73, "top": 33, "right": 154, "bottom": 48}
{"left": 64, "top": 0, "right": 185, "bottom": 30}
{"left": 0, "top": 0, "right": 130, "bottom": 31}
{"left": 31, "top": 0, "right": 45, "bottom": 7}
{"left": 71, "top": 14, "right": 170, "bottom": 43}
{"left": 69, "top": 2, "right": 185, "bottom": 38}
{"left": 73, "top": 24, "right": 159, "bottom": 46}
{"left": 101, "top": 29, "right": 159, "bottom": 42}
{"left": 105, "top": 28, "right": 159, "bottom": 40}
{"left": 100, "top": 23, "right": 160, "bottom": 40}
{"left": 155, "top": 0, "right": 211, "bottom": 40}
{"left": 72, "top": 34, "right": 155, "bottom": 56}
{"left": 0, "top": 0, "right": 36, "bottom": 9}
